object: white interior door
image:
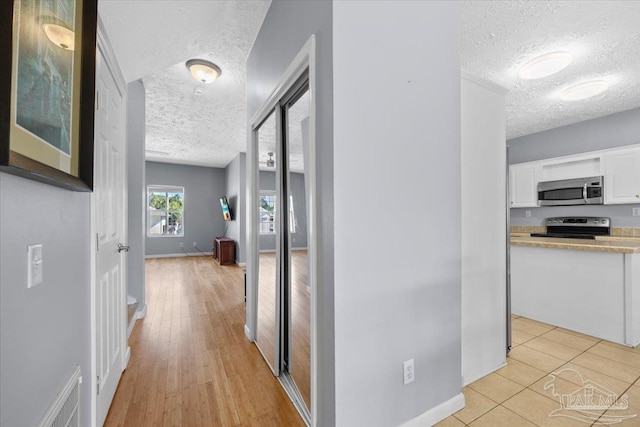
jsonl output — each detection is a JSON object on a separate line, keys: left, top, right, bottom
{"left": 94, "top": 46, "right": 127, "bottom": 426}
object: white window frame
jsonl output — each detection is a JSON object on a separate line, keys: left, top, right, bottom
{"left": 258, "top": 191, "right": 296, "bottom": 235}
{"left": 146, "top": 185, "right": 185, "bottom": 238}
{"left": 259, "top": 191, "right": 277, "bottom": 235}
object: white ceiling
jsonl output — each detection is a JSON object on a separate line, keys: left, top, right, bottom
{"left": 98, "top": 0, "right": 271, "bottom": 167}
{"left": 462, "top": 0, "right": 640, "bottom": 139}
{"left": 98, "top": 1, "right": 640, "bottom": 168}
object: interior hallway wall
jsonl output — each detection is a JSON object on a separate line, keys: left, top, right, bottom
{"left": 0, "top": 174, "right": 92, "bottom": 427}
{"left": 333, "top": 1, "right": 462, "bottom": 425}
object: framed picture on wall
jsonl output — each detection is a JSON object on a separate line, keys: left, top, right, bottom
{"left": 0, "top": 0, "right": 98, "bottom": 191}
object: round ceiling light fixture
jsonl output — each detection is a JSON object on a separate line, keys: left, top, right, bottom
{"left": 186, "top": 59, "right": 221, "bottom": 84}
{"left": 561, "top": 80, "right": 609, "bottom": 101}
{"left": 518, "top": 52, "right": 573, "bottom": 80}
{"left": 43, "top": 23, "right": 75, "bottom": 50}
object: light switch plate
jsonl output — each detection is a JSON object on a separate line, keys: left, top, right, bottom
{"left": 27, "top": 244, "right": 43, "bottom": 288}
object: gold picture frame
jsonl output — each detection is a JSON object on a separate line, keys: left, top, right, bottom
{"left": 0, "top": 0, "right": 97, "bottom": 191}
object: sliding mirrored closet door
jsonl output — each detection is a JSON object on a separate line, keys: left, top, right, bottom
{"left": 255, "top": 111, "right": 280, "bottom": 374}
{"left": 282, "top": 82, "right": 311, "bottom": 410}
{"left": 253, "top": 74, "right": 311, "bottom": 419}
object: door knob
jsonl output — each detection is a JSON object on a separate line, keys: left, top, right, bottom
{"left": 117, "top": 243, "right": 130, "bottom": 253}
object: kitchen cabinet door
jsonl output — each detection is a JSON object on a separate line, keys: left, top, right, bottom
{"left": 509, "top": 164, "right": 539, "bottom": 208}
{"left": 604, "top": 147, "right": 640, "bottom": 204}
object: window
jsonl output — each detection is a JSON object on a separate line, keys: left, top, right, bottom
{"left": 258, "top": 191, "right": 296, "bottom": 234}
{"left": 259, "top": 192, "right": 276, "bottom": 234}
{"left": 147, "top": 186, "right": 184, "bottom": 236}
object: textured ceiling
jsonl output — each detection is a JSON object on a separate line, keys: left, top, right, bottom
{"left": 98, "top": 1, "right": 640, "bottom": 168}
{"left": 462, "top": 0, "right": 640, "bottom": 139}
{"left": 98, "top": 0, "right": 271, "bottom": 167}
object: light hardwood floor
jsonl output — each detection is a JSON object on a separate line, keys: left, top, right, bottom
{"left": 104, "top": 256, "right": 305, "bottom": 426}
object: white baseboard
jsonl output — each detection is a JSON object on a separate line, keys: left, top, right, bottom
{"left": 127, "top": 317, "right": 136, "bottom": 338}
{"left": 236, "top": 261, "right": 247, "bottom": 267}
{"left": 463, "top": 361, "right": 507, "bottom": 386}
{"left": 136, "top": 304, "right": 147, "bottom": 319}
{"left": 145, "top": 252, "right": 213, "bottom": 259}
{"left": 244, "top": 324, "right": 253, "bottom": 341}
{"left": 124, "top": 346, "right": 131, "bottom": 369}
{"left": 400, "top": 393, "right": 465, "bottom": 427}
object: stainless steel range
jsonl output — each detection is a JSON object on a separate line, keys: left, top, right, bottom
{"left": 530, "top": 217, "right": 611, "bottom": 239}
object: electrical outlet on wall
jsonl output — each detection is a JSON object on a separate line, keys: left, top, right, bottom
{"left": 179, "top": 242, "right": 184, "bottom": 248}
{"left": 403, "top": 359, "right": 415, "bottom": 385}
{"left": 633, "top": 208, "right": 640, "bottom": 217}
{"left": 525, "top": 210, "right": 531, "bottom": 218}
{"left": 193, "top": 242, "right": 198, "bottom": 248}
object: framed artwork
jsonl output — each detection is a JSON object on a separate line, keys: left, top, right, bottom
{"left": 0, "top": 0, "right": 97, "bottom": 191}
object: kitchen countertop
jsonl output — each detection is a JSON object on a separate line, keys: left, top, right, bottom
{"left": 510, "top": 234, "right": 640, "bottom": 254}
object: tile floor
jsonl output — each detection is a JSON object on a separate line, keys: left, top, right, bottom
{"left": 436, "top": 315, "right": 640, "bottom": 426}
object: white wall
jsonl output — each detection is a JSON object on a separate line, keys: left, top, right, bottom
{"left": 461, "top": 76, "right": 507, "bottom": 385}
{"left": 333, "top": 2, "right": 462, "bottom": 426}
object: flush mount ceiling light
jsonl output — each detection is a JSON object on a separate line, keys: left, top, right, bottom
{"left": 561, "top": 80, "right": 609, "bottom": 101}
{"left": 518, "top": 52, "right": 573, "bottom": 80}
{"left": 43, "top": 23, "right": 75, "bottom": 50}
{"left": 266, "top": 152, "right": 275, "bottom": 167}
{"left": 186, "top": 59, "right": 222, "bottom": 84}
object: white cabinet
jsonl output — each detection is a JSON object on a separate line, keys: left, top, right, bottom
{"left": 509, "top": 164, "right": 538, "bottom": 208}
{"left": 604, "top": 147, "right": 640, "bottom": 204}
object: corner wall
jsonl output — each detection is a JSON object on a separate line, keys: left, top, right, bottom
{"left": 461, "top": 77, "right": 507, "bottom": 385}
{"left": 509, "top": 107, "right": 640, "bottom": 226}
{"left": 333, "top": 2, "right": 462, "bottom": 425}
{"left": 0, "top": 174, "right": 92, "bottom": 427}
{"left": 224, "top": 152, "right": 246, "bottom": 264}
{"left": 127, "top": 80, "right": 146, "bottom": 307}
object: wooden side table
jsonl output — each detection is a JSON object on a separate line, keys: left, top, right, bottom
{"left": 213, "top": 237, "right": 235, "bottom": 265}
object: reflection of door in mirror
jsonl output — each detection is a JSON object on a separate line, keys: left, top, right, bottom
{"left": 284, "top": 87, "right": 311, "bottom": 410}
{"left": 255, "top": 111, "right": 279, "bottom": 374}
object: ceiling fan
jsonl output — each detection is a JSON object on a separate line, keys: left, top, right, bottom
{"left": 266, "top": 152, "right": 274, "bottom": 167}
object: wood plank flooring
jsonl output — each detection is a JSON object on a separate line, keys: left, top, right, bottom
{"left": 104, "top": 256, "right": 305, "bottom": 427}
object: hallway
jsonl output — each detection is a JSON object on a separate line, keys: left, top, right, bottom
{"left": 104, "top": 257, "right": 304, "bottom": 426}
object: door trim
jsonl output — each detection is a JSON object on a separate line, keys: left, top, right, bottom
{"left": 90, "top": 16, "right": 128, "bottom": 427}
{"left": 246, "top": 35, "right": 317, "bottom": 426}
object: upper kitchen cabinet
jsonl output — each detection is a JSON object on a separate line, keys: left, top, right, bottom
{"left": 509, "top": 164, "right": 538, "bottom": 208}
{"left": 604, "top": 146, "right": 640, "bottom": 204}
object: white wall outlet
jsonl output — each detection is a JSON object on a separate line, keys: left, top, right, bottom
{"left": 633, "top": 208, "right": 640, "bottom": 217}
{"left": 27, "top": 244, "right": 43, "bottom": 288}
{"left": 525, "top": 210, "right": 531, "bottom": 218}
{"left": 403, "top": 359, "right": 415, "bottom": 385}
{"left": 193, "top": 242, "right": 198, "bottom": 248}
{"left": 179, "top": 242, "right": 184, "bottom": 248}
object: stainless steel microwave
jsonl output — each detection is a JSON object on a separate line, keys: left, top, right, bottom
{"left": 537, "top": 176, "right": 604, "bottom": 206}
